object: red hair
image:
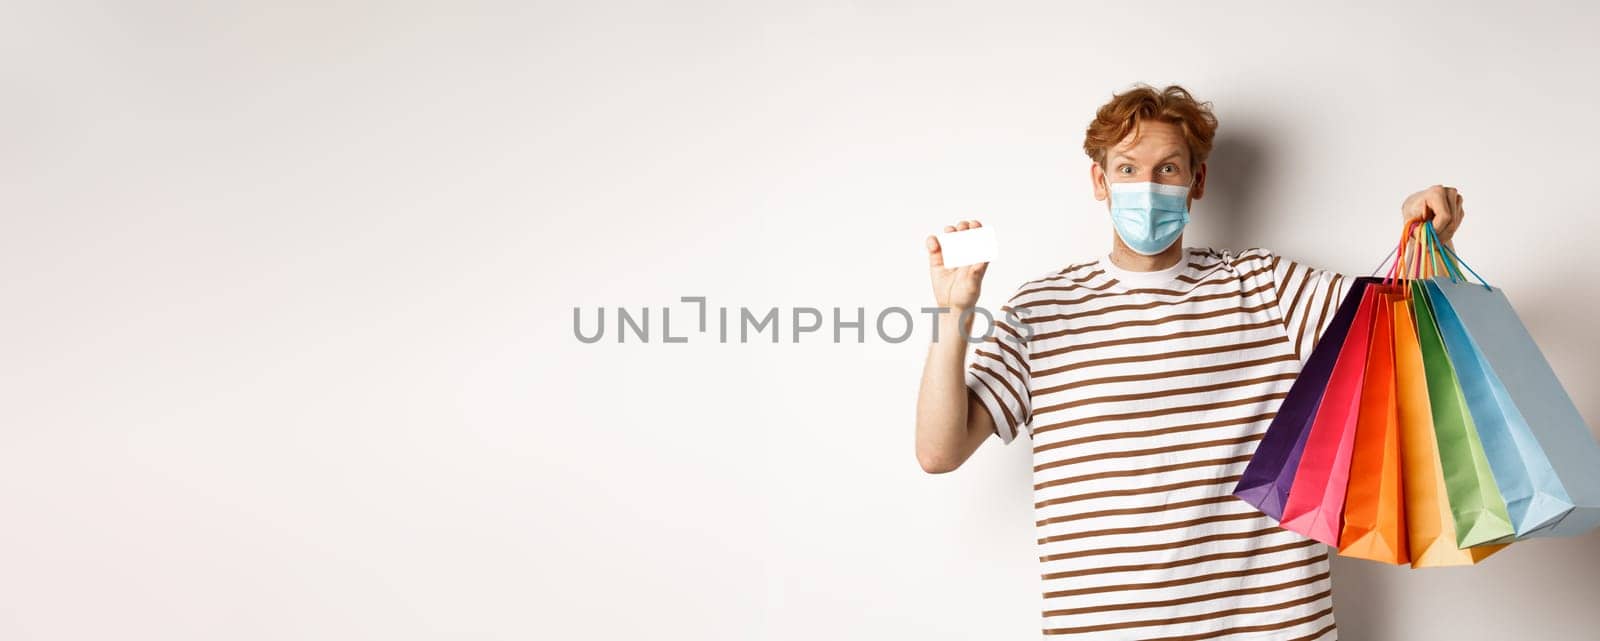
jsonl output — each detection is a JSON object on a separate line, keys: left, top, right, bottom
{"left": 1083, "top": 84, "right": 1218, "bottom": 170}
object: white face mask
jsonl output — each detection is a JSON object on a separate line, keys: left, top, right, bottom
{"left": 1107, "top": 180, "right": 1191, "bottom": 255}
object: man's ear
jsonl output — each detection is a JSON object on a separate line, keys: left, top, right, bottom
{"left": 1091, "top": 163, "right": 1108, "bottom": 201}
{"left": 1191, "top": 162, "right": 1207, "bottom": 200}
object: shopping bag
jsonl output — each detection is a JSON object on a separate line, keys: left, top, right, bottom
{"left": 1337, "top": 292, "right": 1408, "bottom": 564}
{"left": 1424, "top": 278, "right": 1574, "bottom": 536}
{"left": 1427, "top": 269, "right": 1600, "bottom": 536}
{"left": 1392, "top": 290, "right": 1507, "bottom": 566}
{"left": 1280, "top": 286, "right": 1383, "bottom": 544}
{"left": 1411, "top": 279, "right": 1516, "bottom": 548}
{"left": 1234, "top": 277, "right": 1377, "bottom": 519}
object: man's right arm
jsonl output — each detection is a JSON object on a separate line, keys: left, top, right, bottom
{"left": 914, "top": 220, "right": 1000, "bottom": 474}
{"left": 915, "top": 307, "right": 997, "bottom": 474}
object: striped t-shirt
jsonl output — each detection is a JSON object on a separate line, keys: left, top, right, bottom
{"left": 965, "top": 246, "right": 1354, "bottom": 641}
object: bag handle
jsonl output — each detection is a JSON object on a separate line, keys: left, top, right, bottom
{"left": 1416, "top": 218, "right": 1455, "bottom": 280}
{"left": 1412, "top": 220, "right": 1444, "bottom": 280}
{"left": 1381, "top": 219, "right": 1419, "bottom": 285}
{"left": 1423, "top": 220, "right": 1492, "bottom": 290}
{"left": 1369, "top": 218, "right": 1492, "bottom": 292}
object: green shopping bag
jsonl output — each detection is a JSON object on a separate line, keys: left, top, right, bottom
{"left": 1410, "top": 279, "right": 1516, "bottom": 548}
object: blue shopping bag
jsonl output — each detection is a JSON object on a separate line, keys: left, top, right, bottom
{"left": 1423, "top": 278, "right": 1573, "bottom": 537}
{"left": 1423, "top": 225, "right": 1600, "bottom": 537}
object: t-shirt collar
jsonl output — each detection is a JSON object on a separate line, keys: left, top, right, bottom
{"left": 1097, "top": 248, "right": 1192, "bottom": 286}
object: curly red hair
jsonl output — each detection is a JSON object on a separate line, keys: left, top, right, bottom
{"left": 1083, "top": 84, "right": 1218, "bottom": 170}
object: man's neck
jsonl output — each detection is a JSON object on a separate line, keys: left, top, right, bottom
{"left": 1108, "top": 238, "right": 1185, "bottom": 272}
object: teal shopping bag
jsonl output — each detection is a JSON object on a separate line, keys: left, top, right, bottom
{"left": 1423, "top": 237, "right": 1600, "bottom": 537}
{"left": 1423, "top": 278, "right": 1573, "bottom": 537}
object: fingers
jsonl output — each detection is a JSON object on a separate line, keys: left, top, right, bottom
{"left": 1405, "top": 185, "right": 1439, "bottom": 220}
{"left": 1415, "top": 185, "right": 1466, "bottom": 246}
{"left": 1439, "top": 187, "right": 1459, "bottom": 231}
{"left": 929, "top": 219, "right": 984, "bottom": 269}
{"left": 1445, "top": 191, "right": 1465, "bottom": 237}
{"left": 1405, "top": 185, "right": 1463, "bottom": 233}
{"left": 1428, "top": 186, "right": 1464, "bottom": 242}
{"left": 1425, "top": 185, "right": 1446, "bottom": 218}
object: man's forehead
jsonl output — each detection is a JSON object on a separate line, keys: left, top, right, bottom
{"left": 1109, "top": 144, "right": 1187, "bottom": 161}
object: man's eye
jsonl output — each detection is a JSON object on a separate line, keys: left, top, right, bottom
{"left": 1160, "top": 164, "right": 1176, "bottom": 173}
{"left": 1119, "top": 166, "right": 1133, "bottom": 174}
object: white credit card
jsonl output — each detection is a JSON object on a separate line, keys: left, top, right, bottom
{"left": 936, "top": 225, "right": 997, "bottom": 268}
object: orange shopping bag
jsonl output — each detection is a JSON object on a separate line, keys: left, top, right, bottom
{"left": 1390, "top": 233, "right": 1509, "bottom": 567}
{"left": 1338, "top": 292, "right": 1408, "bottom": 564}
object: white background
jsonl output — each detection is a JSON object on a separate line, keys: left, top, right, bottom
{"left": 4, "top": 2, "right": 1599, "bottom": 639}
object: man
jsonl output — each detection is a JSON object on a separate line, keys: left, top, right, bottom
{"left": 913, "top": 84, "right": 1465, "bottom": 640}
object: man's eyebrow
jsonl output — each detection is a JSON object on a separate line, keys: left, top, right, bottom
{"left": 1109, "top": 149, "right": 1186, "bottom": 164}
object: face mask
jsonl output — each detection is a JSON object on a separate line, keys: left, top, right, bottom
{"left": 1107, "top": 180, "right": 1191, "bottom": 256}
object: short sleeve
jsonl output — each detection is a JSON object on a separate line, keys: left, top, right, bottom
{"left": 1263, "top": 250, "right": 1356, "bottom": 361}
{"left": 963, "top": 301, "right": 1033, "bottom": 444}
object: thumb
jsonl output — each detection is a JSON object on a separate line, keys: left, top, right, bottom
{"left": 926, "top": 235, "right": 946, "bottom": 269}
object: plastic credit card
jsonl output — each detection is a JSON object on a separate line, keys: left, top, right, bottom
{"left": 935, "top": 225, "right": 997, "bottom": 268}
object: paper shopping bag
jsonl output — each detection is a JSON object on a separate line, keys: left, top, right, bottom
{"left": 1280, "top": 286, "right": 1383, "bottom": 544}
{"left": 1392, "top": 291, "right": 1508, "bottom": 566}
{"left": 1235, "top": 277, "right": 1378, "bottom": 519}
{"left": 1428, "top": 276, "right": 1600, "bottom": 536}
{"left": 1423, "top": 278, "right": 1574, "bottom": 537}
{"left": 1411, "top": 280, "right": 1516, "bottom": 548}
{"left": 1338, "top": 291, "right": 1408, "bottom": 564}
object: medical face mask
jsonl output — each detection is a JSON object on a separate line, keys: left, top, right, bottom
{"left": 1107, "top": 180, "right": 1191, "bottom": 256}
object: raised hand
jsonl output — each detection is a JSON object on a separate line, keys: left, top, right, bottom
{"left": 1401, "top": 184, "right": 1465, "bottom": 245}
{"left": 926, "top": 219, "right": 990, "bottom": 309}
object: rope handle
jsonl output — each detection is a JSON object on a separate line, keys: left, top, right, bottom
{"left": 1377, "top": 218, "right": 1492, "bottom": 291}
{"left": 1424, "top": 220, "right": 1492, "bottom": 290}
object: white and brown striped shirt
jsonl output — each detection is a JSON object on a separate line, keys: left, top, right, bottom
{"left": 965, "top": 246, "right": 1353, "bottom": 641}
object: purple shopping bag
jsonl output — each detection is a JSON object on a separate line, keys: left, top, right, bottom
{"left": 1234, "top": 277, "right": 1378, "bottom": 519}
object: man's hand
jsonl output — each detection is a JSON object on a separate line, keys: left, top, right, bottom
{"left": 1401, "top": 185, "right": 1466, "bottom": 246}
{"left": 927, "top": 219, "right": 989, "bottom": 309}
{"left": 917, "top": 218, "right": 999, "bottom": 473}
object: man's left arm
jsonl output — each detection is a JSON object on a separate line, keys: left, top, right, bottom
{"left": 1290, "top": 185, "right": 1468, "bottom": 357}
